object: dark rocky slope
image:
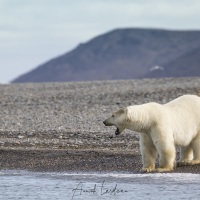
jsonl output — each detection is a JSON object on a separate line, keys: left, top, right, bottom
{"left": 12, "top": 28, "right": 200, "bottom": 83}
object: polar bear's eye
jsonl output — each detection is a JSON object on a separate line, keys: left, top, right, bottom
{"left": 112, "top": 114, "right": 115, "bottom": 117}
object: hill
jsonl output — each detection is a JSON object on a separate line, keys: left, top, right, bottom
{"left": 12, "top": 28, "right": 200, "bottom": 83}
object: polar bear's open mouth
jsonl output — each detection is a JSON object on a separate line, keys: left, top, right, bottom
{"left": 115, "top": 127, "right": 120, "bottom": 135}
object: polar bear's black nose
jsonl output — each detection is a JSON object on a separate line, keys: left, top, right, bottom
{"left": 103, "top": 120, "right": 112, "bottom": 126}
{"left": 103, "top": 120, "right": 109, "bottom": 126}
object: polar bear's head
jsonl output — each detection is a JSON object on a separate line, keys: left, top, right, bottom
{"left": 103, "top": 108, "right": 129, "bottom": 135}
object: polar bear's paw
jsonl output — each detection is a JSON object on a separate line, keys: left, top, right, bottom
{"left": 155, "top": 167, "right": 174, "bottom": 173}
{"left": 177, "top": 160, "right": 191, "bottom": 166}
{"left": 141, "top": 167, "right": 155, "bottom": 173}
{"left": 177, "top": 160, "right": 200, "bottom": 167}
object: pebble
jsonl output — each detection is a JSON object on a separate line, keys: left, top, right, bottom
{"left": 0, "top": 77, "right": 200, "bottom": 151}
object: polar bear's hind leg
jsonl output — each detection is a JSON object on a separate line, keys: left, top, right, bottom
{"left": 177, "top": 135, "right": 200, "bottom": 166}
{"left": 177, "top": 146, "right": 193, "bottom": 166}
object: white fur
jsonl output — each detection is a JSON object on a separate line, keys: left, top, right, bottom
{"left": 104, "top": 95, "right": 200, "bottom": 172}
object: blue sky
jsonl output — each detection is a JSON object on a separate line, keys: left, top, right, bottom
{"left": 0, "top": 0, "right": 200, "bottom": 83}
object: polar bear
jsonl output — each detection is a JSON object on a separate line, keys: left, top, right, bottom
{"left": 103, "top": 95, "right": 200, "bottom": 172}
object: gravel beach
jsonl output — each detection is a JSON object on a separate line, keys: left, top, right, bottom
{"left": 1, "top": 77, "right": 200, "bottom": 173}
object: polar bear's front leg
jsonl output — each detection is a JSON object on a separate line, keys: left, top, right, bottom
{"left": 156, "top": 145, "right": 176, "bottom": 172}
{"left": 140, "top": 134, "right": 157, "bottom": 172}
{"left": 151, "top": 129, "right": 176, "bottom": 172}
{"left": 156, "top": 142, "right": 176, "bottom": 172}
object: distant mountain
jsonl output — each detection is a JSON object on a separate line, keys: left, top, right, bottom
{"left": 12, "top": 28, "right": 200, "bottom": 83}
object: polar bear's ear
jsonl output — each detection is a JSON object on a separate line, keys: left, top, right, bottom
{"left": 122, "top": 107, "right": 128, "bottom": 113}
{"left": 116, "top": 107, "right": 127, "bottom": 114}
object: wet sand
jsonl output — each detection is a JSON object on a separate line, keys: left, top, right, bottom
{"left": 1, "top": 77, "right": 200, "bottom": 173}
{"left": 1, "top": 149, "right": 200, "bottom": 173}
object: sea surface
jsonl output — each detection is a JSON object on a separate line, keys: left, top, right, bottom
{"left": 0, "top": 170, "right": 200, "bottom": 200}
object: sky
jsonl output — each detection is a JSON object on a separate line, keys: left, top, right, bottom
{"left": 0, "top": 0, "right": 200, "bottom": 83}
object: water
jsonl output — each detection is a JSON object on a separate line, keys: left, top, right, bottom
{"left": 0, "top": 170, "right": 200, "bottom": 200}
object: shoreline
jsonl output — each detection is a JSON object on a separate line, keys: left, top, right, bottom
{"left": 1, "top": 148, "right": 200, "bottom": 174}
{"left": 1, "top": 77, "right": 200, "bottom": 173}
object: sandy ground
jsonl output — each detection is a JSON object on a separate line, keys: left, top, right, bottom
{"left": 1, "top": 77, "right": 200, "bottom": 173}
